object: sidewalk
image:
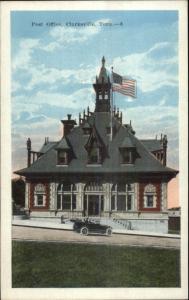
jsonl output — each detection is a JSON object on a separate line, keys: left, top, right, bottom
{"left": 12, "top": 218, "right": 180, "bottom": 239}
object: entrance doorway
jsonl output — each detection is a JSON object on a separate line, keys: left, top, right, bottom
{"left": 84, "top": 194, "right": 104, "bottom": 216}
{"left": 88, "top": 195, "right": 99, "bottom": 216}
{"left": 84, "top": 182, "right": 104, "bottom": 217}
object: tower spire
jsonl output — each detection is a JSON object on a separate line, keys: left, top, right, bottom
{"left": 102, "top": 56, "right": 105, "bottom": 67}
{"left": 93, "top": 58, "right": 111, "bottom": 112}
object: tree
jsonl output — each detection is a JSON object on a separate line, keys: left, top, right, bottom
{"left": 12, "top": 177, "right": 25, "bottom": 207}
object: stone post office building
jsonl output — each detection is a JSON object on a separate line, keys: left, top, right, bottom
{"left": 15, "top": 58, "right": 178, "bottom": 233}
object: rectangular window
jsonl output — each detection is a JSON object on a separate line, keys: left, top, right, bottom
{"left": 72, "top": 194, "right": 76, "bottom": 210}
{"left": 57, "top": 194, "right": 62, "bottom": 210}
{"left": 127, "top": 194, "right": 132, "bottom": 211}
{"left": 111, "top": 195, "right": 115, "bottom": 210}
{"left": 62, "top": 195, "right": 71, "bottom": 210}
{"left": 117, "top": 195, "right": 126, "bottom": 211}
{"left": 36, "top": 194, "right": 44, "bottom": 206}
{"left": 146, "top": 195, "right": 154, "bottom": 207}
{"left": 101, "top": 196, "right": 104, "bottom": 211}
{"left": 88, "top": 148, "right": 101, "bottom": 164}
{"left": 127, "top": 184, "right": 134, "bottom": 192}
{"left": 58, "top": 151, "right": 68, "bottom": 165}
{"left": 122, "top": 149, "right": 132, "bottom": 164}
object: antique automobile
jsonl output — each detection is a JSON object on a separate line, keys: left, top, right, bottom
{"left": 73, "top": 219, "right": 112, "bottom": 236}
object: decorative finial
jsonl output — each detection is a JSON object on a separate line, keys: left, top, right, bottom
{"left": 102, "top": 56, "right": 105, "bottom": 67}
{"left": 27, "top": 138, "right": 31, "bottom": 150}
{"left": 79, "top": 113, "right": 81, "bottom": 125}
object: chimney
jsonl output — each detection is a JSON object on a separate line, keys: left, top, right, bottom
{"left": 162, "top": 135, "right": 168, "bottom": 166}
{"left": 61, "top": 114, "right": 76, "bottom": 137}
{"left": 26, "top": 138, "right": 31, "bottom": 167}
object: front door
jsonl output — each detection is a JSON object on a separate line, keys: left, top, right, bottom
{"left": 88, "top": 195, "right": 99, "bottom": 216}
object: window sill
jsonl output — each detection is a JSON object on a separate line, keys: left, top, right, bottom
{"left": 86, "top": 163, "right": 102, "bottom": 167}
{"left": 56, "top": 164, "right": 68, "bottom": 167}
{"left": 144, "top": 207, "right": 156, "bottom": 209}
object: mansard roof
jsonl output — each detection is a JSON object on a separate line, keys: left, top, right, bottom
{"left": 55, "top": 136, "right": 70, "bottom": 150}
{"left": 140, "top": 139, "right": 163, "bottom": 152}
{"left": 120, "top": 135, "right": 136, "bottom": 148}
{"left": 15, "top": 111, "right": 178, "bottom": 177}
{"left": 39, "top": 141, "right": 57, "bottom": 153}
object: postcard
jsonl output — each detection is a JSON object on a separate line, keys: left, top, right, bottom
{"left": 1, "top": 1, "right": 188, "bottom": 299}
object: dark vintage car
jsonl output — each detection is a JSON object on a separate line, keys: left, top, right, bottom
{"left": 73, "top": 219, "right": 112, "bottom": 236}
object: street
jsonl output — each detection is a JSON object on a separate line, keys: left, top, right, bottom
{"left": 12, "top": 225, "right": 180, "bottom": 249}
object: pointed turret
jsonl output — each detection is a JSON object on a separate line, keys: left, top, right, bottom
{"left": 93, "top": 57, "right": 111, "bottom": 112}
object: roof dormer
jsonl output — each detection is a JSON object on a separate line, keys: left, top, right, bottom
{"left": 119, "top": 135, "right": 137, "bottom": 164}
{"left": 55, "top": 137, "right": 72, "bottom": 165}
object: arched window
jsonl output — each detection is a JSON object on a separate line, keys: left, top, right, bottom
{"left": 57, "top": 182, "right": 77, "bottom": 211}
{"left": 143, "top": 184, "right": 157, "bottom": 208}
{"left": 34, "top": 183, "right": 46, "bottom": 207}
{"left": 84, "top": 182, "right": 103, "bottom": 192}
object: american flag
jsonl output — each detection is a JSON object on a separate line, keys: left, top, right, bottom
{"left": 112, "top": 72, "right": 137, "bottom": 98}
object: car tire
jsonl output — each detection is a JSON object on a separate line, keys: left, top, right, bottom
{"left": 106, "top": 227, "right": 112, "bottom": 236}
{"left": 80, "top": 227, "right": 88, "bottom": 236}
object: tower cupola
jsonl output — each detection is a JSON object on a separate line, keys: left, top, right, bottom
{"left": 93, "top": 57, "right": 111, "bottom": 112}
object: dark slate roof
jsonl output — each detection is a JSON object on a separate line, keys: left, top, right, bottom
{"left": 55, "top": 137, "right": 70, "bottom": 150}
{"left": 39, "top": 142, "right": 57, "bottom": 153}
{"left": 120, "top": 135, "right": 136, "bottom": 148}
{"left": 15, "top": 111, "right": 178, "bottom": 177}
{"left": 140, "top": 139, "right": 163, "bottom": 152}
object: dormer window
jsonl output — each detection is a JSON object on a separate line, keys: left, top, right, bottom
{"left": 120, "top": 148, "right": 134, "bottom": 164}
{"left": 82, "top": 122, "right": 92, "bottom": 135}
{"left": 88, "top": 147, "right": 101, "bottom": 164}
{"left": 56, "top": 137, "right": 72, "bottom": 165}
{"left": 57, "top": 150, "right": 68, "bottom": 165}
{"left": 85, "top": 125, "right": 106, "bottom": 165}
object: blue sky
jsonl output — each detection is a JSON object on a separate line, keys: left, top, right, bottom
{"left": 11, "top": 10, "right": 178, "bottom": 172}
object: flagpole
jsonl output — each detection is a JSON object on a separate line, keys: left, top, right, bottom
{"left": 110, "top": 67, "right": 114, "bottom": 142}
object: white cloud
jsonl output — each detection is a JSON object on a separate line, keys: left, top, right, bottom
{"left": 113, "top": 42, "right": 178, "bottom": 93}
{"left": 12, "top": 87, "right": 95, "bottom": 117}
{"left": 121, "top": 105, "right": 179, "bottom": 169}
{"left": 40, "top": 18, "right": 112, "bottom": 52}
{"left": 24, "top": 64, "right": 99, "bottom": 90}
{"left": 32, "top": 88, "right": 95, "bottom": 109}
{"left": 12, "top": 38, "right": 39, "bottom": 70}
{"left": 12, "top": 80, "right": 21, "bottom": 92}
{"left": 122, "top": 105, "right": 178, "bottom": 135}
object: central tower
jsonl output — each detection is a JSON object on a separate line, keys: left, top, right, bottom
{"left": 93, "top": 57, "right": 111, "bottom": 112}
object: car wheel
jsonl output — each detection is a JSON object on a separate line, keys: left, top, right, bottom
{"left": 80, "top": 227, "right": 88, "bottom": 236}
{"left": 106, "top": 227, "right": 112, "bottom": 236}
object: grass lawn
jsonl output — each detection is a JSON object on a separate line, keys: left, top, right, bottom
{"left": 12, "top": 241, "right": 180, "bottom": 288}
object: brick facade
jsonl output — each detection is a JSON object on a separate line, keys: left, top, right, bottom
{"left": 138, "top": 181, "right": 161, "bottom": 211}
